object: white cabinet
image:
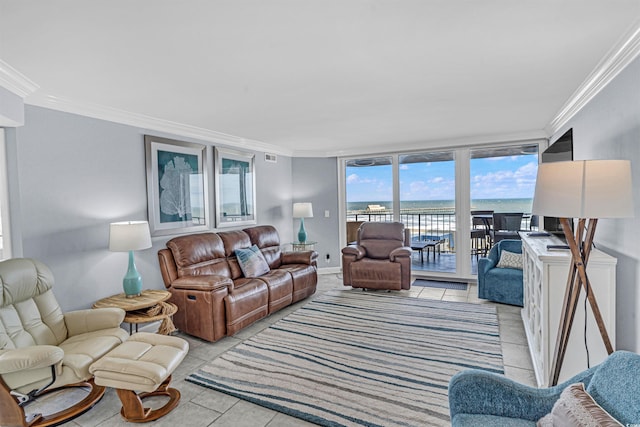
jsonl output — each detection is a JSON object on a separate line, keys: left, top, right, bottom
{"left": 520, "top": 232, "right": 617, "bottom": 387}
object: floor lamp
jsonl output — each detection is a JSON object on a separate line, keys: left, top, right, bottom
{"left": 531, "top": 160, "right": 633, "bottom": 385}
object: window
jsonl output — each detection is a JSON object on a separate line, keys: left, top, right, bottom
{"left": 341, "top": 141, "right": 542, "bottom": 280}
{"left": 345, "top": 157, "right": 393, "bottom": 222}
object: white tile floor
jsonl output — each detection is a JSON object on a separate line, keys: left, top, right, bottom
{"left": 45, "top": 273, "right": 535, "bottom": 426}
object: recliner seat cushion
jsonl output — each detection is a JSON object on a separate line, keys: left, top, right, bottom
{"left": 57, "top": 327, "right": 129, "bottom": 386}
{"left": 279, "top": 264, "right": 317, "bottom": 303}
{"left": 256, "top": 269, "right": 293, "bottom": 313}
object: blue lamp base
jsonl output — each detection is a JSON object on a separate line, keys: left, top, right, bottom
{"left": 123, "top": 250, "right": 143, "bottom": 298}
{"left": 298, "top": 218, "right": 307, "bottom": 243}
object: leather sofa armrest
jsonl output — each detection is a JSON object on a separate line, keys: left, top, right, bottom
{"left": 171, "top": 275, "right": 234, "bottom": 292}
{"left": 281, "top": 250, "right": 318, "bottom": 265}
{"left": 341, "top": 245, "right": 365, "bottom": 260}
{"left": 389, "top": 246, "right": 412, "bottom": 261}
{"left": 0, "top": 346, "right": 64, "bottom": 375}
{"left": 65, "top": 307, "right": 126, "bottom": 336}
{"left": 158, "top": 248, "right": 178, "bottom": 287}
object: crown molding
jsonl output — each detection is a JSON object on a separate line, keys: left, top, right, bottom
{"left": 0, "top": 60, "right": 39, "bottom": 98}
{"left": 546, "top": 20, "right": 640, "bottom": 136}
{"left": 293, "top": 130, "right": 548, "bottom": 158}
{"left": 24, "top": 93, "right": 295, "bottom": 156}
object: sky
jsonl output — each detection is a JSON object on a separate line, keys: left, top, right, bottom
{"left": 346, "top": 154, "right": 538, "bottom": 202}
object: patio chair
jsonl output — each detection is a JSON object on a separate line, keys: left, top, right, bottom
{"left": 491, "top": 212, "right": 524, "bottom": 243}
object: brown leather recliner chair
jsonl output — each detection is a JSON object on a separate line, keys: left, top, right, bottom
{"left": 341, "top": 222, "right": 412, "bottom": 290}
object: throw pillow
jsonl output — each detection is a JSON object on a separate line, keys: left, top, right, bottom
{"left": 235, "top": 245, "right": 270, "bottom": 278}
{"left": 496, "top": 249, "right": 522, "bottom": 269}
{"left": 537, "top": 383, "right": 623, "bottom": 427}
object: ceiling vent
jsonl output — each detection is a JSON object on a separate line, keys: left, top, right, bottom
{"left": 265, "top": 153, "right": 277, "bottom": 163}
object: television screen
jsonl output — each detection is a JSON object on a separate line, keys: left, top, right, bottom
{"left": 541, "top": 129, "right": 573, "bottom": 237}
{"left": 542, "top": 129, "right": 573, "bottom": 163}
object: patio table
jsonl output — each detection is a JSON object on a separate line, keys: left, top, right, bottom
{"left": 410, "top": 239, "right": 443, "bottom": 263}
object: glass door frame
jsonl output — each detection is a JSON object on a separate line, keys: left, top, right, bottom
{"left": 338, "top": 139, "right": 545, "bottom": 282}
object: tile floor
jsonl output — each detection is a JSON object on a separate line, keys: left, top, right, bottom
{"left": 47, "top": 273, "right": 535, "bottom": 426}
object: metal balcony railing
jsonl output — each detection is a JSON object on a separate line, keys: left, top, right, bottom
{"left": 347, "top": 210, "right": 532, "bottom": 253}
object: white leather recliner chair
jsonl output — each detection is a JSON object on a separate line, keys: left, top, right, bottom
{"left": 0, "top": 258, "right": 129, "bottom": 427}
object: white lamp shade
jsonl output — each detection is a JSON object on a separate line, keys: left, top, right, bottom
{"left": 293, "top": 202, "right": 314, "bottom": 218}
{"left": 109, "top": 221, "right": 152, "bottom": 252}
{"left": 532, "top": 160, "right": 634, "bottom": 219}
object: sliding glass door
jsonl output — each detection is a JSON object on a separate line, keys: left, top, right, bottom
{"left": 469, "top": 145, "right": 539, "bottom": 273}
{"left": 344, "top": 157, "right": 393, "bottom": 243}
{"left": 399, "top": 151, "right": 455, "bottom": 273}
{"left": 341, "top": 141, "right": 542, "bottom": 280}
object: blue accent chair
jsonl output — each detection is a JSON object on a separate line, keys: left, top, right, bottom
{"left": 448, "top": 350, "right": 640, "bottom": 426}
{"left": 477, "top": 239, "right": 523, "bottom": 306}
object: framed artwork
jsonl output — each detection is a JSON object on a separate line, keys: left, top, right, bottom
{"left": 145, "top": 135, "right": 210, "bottom": 236}
{"left": 215, "top": 147, "right": 256, "bottom": 228}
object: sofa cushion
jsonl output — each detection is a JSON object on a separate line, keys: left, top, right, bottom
{"left": 453, "top": 414, "right": 535, "bottom": 427}
{"left": 166, "top": 233, "right": 230, "bottom": 277}
{"left": 236, "top": 245, "right": 270, "bottom": 278}
{"left": 586, "top": 350, "right": 640, "bottom": 425}
{"left": 244, "top": 225, "right": 283, "bottom": 269}
{"left": 496, "top": 250, "right": 523, "bottom": 269}
{"left": 537, "top": 383, "right": 622, "bottom": 427}
{"left": 358, "top": 222, "right": 405, "bottom": 259}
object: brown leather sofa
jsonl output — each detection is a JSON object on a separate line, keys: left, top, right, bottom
{"left": 341, "top": 222, "right": 412, "bottom": 290}
{"left": 158, "top": 225, "right": 318, "bottom": 342}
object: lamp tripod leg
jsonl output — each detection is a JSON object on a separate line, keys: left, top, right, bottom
{"left": 549, "top": 218, "right": 613, "bottom": 386}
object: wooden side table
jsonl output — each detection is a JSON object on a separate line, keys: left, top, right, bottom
{"left": 92, "top": 289, "right": 177, "bottom": 335}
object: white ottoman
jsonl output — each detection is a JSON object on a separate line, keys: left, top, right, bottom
{"left": 89, "top": 332, "right": 189, "bottom": 423}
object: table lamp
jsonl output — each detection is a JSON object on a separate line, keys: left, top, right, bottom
{"left": 293, "top": 202, "right": 313, "bottom": 243}
{"left": 109, "top": 221, "right": 153, "bottom": 298}
{"left": 531, "top": 159, "right": 633, "bottom": 385}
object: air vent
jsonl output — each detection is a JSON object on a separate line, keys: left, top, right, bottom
{"left": 265, "top": 153, "right": 277, "bottom": 163}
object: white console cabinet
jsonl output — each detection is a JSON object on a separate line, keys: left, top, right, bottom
{"left": 520, "top": 232, "right": 617, "bottom": 387}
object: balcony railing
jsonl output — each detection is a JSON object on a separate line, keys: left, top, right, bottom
{"left": 347, "top": 210, "right": 532, "bottom": 253}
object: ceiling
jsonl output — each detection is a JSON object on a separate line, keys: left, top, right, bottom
{"left": 1, "top": 1, "right": 639, "bottom": 157}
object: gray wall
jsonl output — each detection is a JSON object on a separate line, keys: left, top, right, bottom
{"left": 0, "top": 86, "right": 24, "bottom": 126}
{"left": 7, "top": 105, "right": 293, "bottom": 311}
{"left": 550, "top": 55, "right": 640, "bottom": 352}
{"left": 292, "top": 157, "right": 340, "bottom": 269}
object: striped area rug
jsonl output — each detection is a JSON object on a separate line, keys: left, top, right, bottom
{"left": 187, "top": 290, "right": 503, "bottom": 426}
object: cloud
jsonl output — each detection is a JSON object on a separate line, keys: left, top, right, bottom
{"left": 346, "top": 173, "right": 359, "bottom": 184}
{"left": 471, "top": 161, "right": 538, "bottom": 198}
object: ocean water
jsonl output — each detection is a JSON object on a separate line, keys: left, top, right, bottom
{"left": 347, "top": 198, "right": 533, "bottom": 214}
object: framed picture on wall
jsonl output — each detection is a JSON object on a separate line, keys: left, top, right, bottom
{"left": 215, "top": 147, "right": 256, "bottom": 228}
{"left": 145, "top": 135, "right": 210, "bottom": 236}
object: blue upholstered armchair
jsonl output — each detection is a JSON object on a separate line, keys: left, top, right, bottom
{"left": 448, "top": 350, "right": 640, "bottom": 426}
{"left": 477, "top": 239, "right": 523, "bottom": 306}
